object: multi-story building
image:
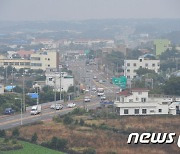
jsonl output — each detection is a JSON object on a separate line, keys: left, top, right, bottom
{"left": 30, "top": 50, "right": 59, "bottom": 70}
{"left": 0, "top": 50, "right": 59, "bottom": 71}
{"left": 124, "top": 55, "right": 160, "bottom": 79}
{"left": 154, "top": 39, "right": 171, "bottom": 56}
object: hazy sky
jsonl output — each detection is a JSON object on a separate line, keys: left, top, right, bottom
{"left": 0, "top": 0, "right": 180, "bottom": 21}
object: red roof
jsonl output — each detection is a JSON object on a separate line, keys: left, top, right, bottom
{"left": 118, "top": 90, "right": 132, "bottom": 96}
{"left": 131, "top": 88, "right": 149, "bottom": 92}
{"left": 17, "top": 50, "right": 34, "bottom": 58}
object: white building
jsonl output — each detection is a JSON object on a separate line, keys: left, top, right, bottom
{"left": 115, "top": 88, "right": 180, "bottom": 116}
{"left": 124, "top": 55, "right": 160, "bottom": 79}
{"left": 45, "top": 69, "right": 74, "bottom": 92}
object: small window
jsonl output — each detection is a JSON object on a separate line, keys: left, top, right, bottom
{"left": 142, "top": 109, "right": 147, "bottom": 114}
{"left": 129, "top": 99, "right": 133, "bottom": 102}
{"left": 133, "top": 63, "right": 136, "bottom": 67}
{"left": 141, "top": 98, "right": 146, "bottom": 102}
{"left": 152, "top": 64, "right": 155, "bottom": 67}
{"left": 150, "top": 110, "right": 155, "bottom": 113}
{"left": 127, "top": 69, "right": 130, "bottom": 72}
{"left": 145, "top": 63, "right": 148, "bottom": 67}
{"left": 49, "top": 77, "right": 53, "bottom": 81}
{"left": 159, "top": 109, "right": 162, "bottom": 113}
{"left": 139, "top": 59, "right": 142, "bottom": 62}
{"left": 134, "top": 109, "right": 139, "bottom": 114}
{"left": 127, "top": 63, "right": 130, "bottom": 66}
{"left": 136, "top": 97, "right": 139, "bottom": 101}
{"left": 124, "top": 109, "right": 129, "bottom": 114}
{"left": 48, "top": 58, "right": 50, "bottom": 61}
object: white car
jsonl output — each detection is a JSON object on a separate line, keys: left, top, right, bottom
{"left": 92, "top": 87, "right": 96, "bottom": 92}
{"left": 55, "top": 104, "right": 63, "bottom": 110}
{"left": 84, "top": 97, "right": 91, "bottom": 102}
{"left": 101, "top": 95, "right": 106, "bottom": 100}
{"left": 97, "top": 92, "right": 104, "bottom": 96}
{"left": 93, "top": 76, "right": 97, "bottom": 79}
{"left": 50, "top": 104, "right": 63, "bottom": 110}
{"left": 67, "top": 103, "right": 76, "bottom": 108}
{"left": 85, "top": 89, "right": 89, "bottom": 92}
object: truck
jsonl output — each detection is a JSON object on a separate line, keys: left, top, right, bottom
{"left": 30, "top": 105, "right": 41, "bottom": 115}
{"left": 97, "top": 88, "right": 104, "bottom": 96}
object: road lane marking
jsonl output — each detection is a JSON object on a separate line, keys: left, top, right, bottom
{"left": 0, "top": 102, "right": 99, "bottom": 127}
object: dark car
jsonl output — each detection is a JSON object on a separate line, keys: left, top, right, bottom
{"left": 4, "top": 108, "right": 15, "bottom": 115}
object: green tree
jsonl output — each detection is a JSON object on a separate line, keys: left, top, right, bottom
{"left": 31, "top": 133, "right": 38, "bottom": 143}
{"left": 163, "top": 77, "right": 180, "bottom": 95}
{"left": 63, "top": 116, "right": 73, "bottom": 125}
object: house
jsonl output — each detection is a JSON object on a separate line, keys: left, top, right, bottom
{"left": 114, "top": 88, "right": 180, "bottom": 116}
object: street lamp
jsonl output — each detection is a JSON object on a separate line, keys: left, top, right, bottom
{"left": 15, "top": 98, "right": 23, "bottom": 125}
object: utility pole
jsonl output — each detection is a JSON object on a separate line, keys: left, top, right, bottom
{"left": 59, "top": 71, "right": 62, "bottom": 101}
{"left": 22, "top": 69, "right": 25, "bottom": 112}
{"left": 36, "top": 87, "right": 39, "bottom": 105}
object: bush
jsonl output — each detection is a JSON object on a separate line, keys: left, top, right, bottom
{"left": 31, "top": 133, "right": 38, "bottom": 143}
{"left": 83, "top": 148, "right": 96, "bottom": 154}
{"left": 12, "top": 128, "right": 20, "bottom": 137}
{"left": 0, "top": 130, "right": 6, "bottom": 137}
{"left": 63, "top": 116, "right": 73, "bottom": 125}
{"left": 42, "top": 136, "right": 68, "bottom": 151}
{"left": 79, "top": 119, "right": 85, "bottom": 126}
{"left": 71, "top": 108, "right": 86, "bottom": 115}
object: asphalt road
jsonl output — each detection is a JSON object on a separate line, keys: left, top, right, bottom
{"left": 0, "top": 59, "right": 118, "bottom": 130}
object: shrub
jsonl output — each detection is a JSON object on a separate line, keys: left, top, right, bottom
{"left": 71, "top": 108, "right": 86, "bottom": 115}
{"left": 31, "top": 133, "right": 38, "bottom": 143}
{"left": 79, "top": 119, "right": 85, "bottom": 126}
{"left": 12, "top": 128, "right": 20, "bottom": 137}
{"left": 83, "top": 148, "right": 96, "bottom": 154}
{"left": 0, "top": 130, "right": 6, "bottom": 137}
{"left": 63, "top": 116, "right": 73, "bottom": 125}
{"left": 42, "top": 136, "right": 68, "bottom": 151}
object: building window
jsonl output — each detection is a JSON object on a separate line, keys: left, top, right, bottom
{"left": 48, "top": 58, "right": 50, "bottom": 61}
{"left": 20, "top": 62, "right": 24, "bottom": 65}
{"left": 48, "top": 64, "right": 50, "bottom": 67}
{"left": 124, "top": 109, "right": 129, "bottom": 114}
{"left": 136, "top": 97, "right": 139, "bottom": 101}
{"left": 127, "top": 63, "right": 130, "bottom": 66}
{"left": 4, "top": 62, "right": 8, "bottom": 65}
{"left": 150, "top": 110, "right": 155, "bottom": 113}
{"left": 152, "top": 64, "right": 155, "bottom": 67}
{"left": 31, "top": 57, "right": 40, "bottom": 60}
{"left": 15, "top": 62, "right": 19, "bottom": 65}
{"left": 142, "top": 109, "right": 147, "bottom": 114}
{"left": 140, "top": 66, "right": 142, "bottom": 69}
{"left": 159, "top": 109, "right": 162, "bottom": 113}
{"left": 141, "top": 98, "right": 146, "bottom": 102}
{"left": 139, "top": 59, "right": 142, "bottom": 62}
{"left": 138, "top": 92, "right": 142, "bottom": 95}
{"left": 49, "top": 77, "right": 53, "bottom": 81}
{"left": 127, "top": 69, "right": 130, "bottom": 72}
{"left": 145, "top": 63, "right": 148, "bottom": 67}
{"left": 134, "top": 109, "right": 139, "bottom": 114}
{"left": 129, "top": 99, "right": 133, "bottom": 102}
{"left": 158, "top": 63, "right": 160, "bottom": 66}
{"left": 133, "top": 63, "right": 136, "bottom": 67}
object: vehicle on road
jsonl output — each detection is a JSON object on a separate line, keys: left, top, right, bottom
{"left": 55, "top": 104, "right": 63, "bottom": 110}
{"left": 97, "top": 92, "right": 104, "bottom": 96}
{"left": 92, "top": 87, "right": 96, "bottom": 92}
{"left": 31, "top": 105, "right": 41, "bottom": 115}
{"left": 4, "top": 108, "right": 15, "bottom": 115}
{"left": 67, "top": 103, "right": 76, "bottom": 108}
{"left": 93, "top": 76, "right": 97, "bottom": 79}
{"left": 85, "top": 89, "right": 89, "bottom": 92}
{"left": 50, "top": 104, "right": 63, "bottom": 110}
{"left": 84, "top": 96, "right": 91, "bottom": 102}
{"left": 100, "top": 95, "right": 106, "bottom": 100}
{"left": 99, "top": 80, "right": 103, "bottom": 83}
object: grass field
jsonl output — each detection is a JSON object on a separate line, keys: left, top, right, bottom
{"left": 0, "top": 140, "right": 63, "bottom": 154}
